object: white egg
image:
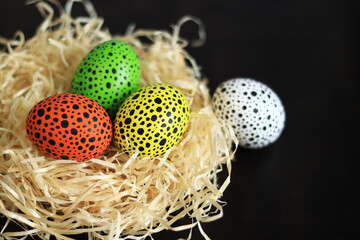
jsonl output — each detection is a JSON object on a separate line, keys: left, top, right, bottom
{"left": 212, "top": 78, "right": 285, "bottom": 149}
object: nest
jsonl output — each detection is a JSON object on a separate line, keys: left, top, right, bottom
{"left": 0, "top": 1, "right": 236, "bottom": 239}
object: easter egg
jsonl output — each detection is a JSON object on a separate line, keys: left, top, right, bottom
{"left": 114, "top": 83, "right": 190, "bottom": 157}
{"left": 70, "top": 40, "right": 141, "bottom": 119}
{"left": 26, "top": 93, "right": 113, "bottom": 161}
{"left": 212, "top": 78, "right": 285, "bottom": 149}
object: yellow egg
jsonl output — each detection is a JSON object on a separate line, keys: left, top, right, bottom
{"left": 114, "top": 83, "right": 190, "bottom": 157}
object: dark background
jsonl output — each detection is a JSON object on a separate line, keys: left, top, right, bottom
{"left": 1, "top": 0, "right": 359, "bottom": 239}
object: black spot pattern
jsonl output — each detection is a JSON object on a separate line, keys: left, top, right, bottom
{"left": 25, "top": 93, "right": 113, "bottom": 161}
{"left": 70, "top": 40, "right": 141, "bottom": 119}
{"left": 114, "top": 84, "right": 190, "bottom": 157}
{"left": 212, "top": 78, "right": 285, "bottom": 148}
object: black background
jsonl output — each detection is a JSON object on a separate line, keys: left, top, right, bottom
{"left": 0, "top": 0, "right": 359, "bottom": 239}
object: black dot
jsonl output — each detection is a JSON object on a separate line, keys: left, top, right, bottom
{"left": 154, "top": 98, "right": 162, "bottom": 104}
{"left": 61, "top": 155, "right": 69, "bottom": 160}
{"left": 92, "top": 117, "right": 98, "bottom": 122}
{"left": 125, "top": 118, "right": 132, "bottom": 124}
{"left": 35, "top": 133, "right": 40, "bottom": 138}
{"left": 83, "top": 112, "right": 89, "bottom": 118}
{"left": 178, "top": 99, "right": 182, "bottom": 105}
{"left": 36, "top": 119, "right": 42, "bottom": 125}
{"left": 137, "top": 128, "right": 144, "bottom": 135}
{"left": 173, "top": 128, "right": 178, "bottom": 134}
{"left": 49, "top": 140, "right": 55, "bottom": 145}
{"left": 62, "top": 114, "right": 68, "bottom": 119}
{"left": 253, "top": 108, "right": 258, "bottom": 113}
{"left": 108, "top": 52, "right": 113, "bottom": 56}
{"left": 132, "top": 94, "right": 140, "bottom": 100}
{"left": 89, "top": 137, "right": 95, "bottom": 142}
{"left": 156, "top": 107, "right": 162, "bottom": 112}
{"left": 151, "top": 115, "right": 157, "bottom": 121}
{"left": 80, "top": 138, "right": 86, "bottom": 143}
{"left": 61, "top": 120, "right": 69, "bottom": 128}
{"left": 106, "top": 82, "right": 111, "bottom": 88}
{"left": 71, "top": 128, "right": 78, "bottom": 135}
{"left": 45, "top": 148, "right": 51, "bottom": 153}
{"left": 242, "top": 106, "right": 247, "bottom": 110}
{"left": 139, "top": 146, "right": 144, "bottom": 151}
{"left": 251, "top": 91, "right": 257, "bottom": 96}
{"left": 89, "top": 145, "right": 95, "bottom": 151}
{"left": 159, "top": 139, "right": 166, "bottom": 146}
{"left": 146, "top": 143, "right": 150, "bottom": 148}
{"left": 112, "top": 68, "right": 117, "bottom": 74}
{"left": 129, "top": 110, "right": 135, "bottom": 116}
{"left": 37, "top": 109, "right": 45, "bottom": 117}
{"left": 77, "top": 118, "right": 82, "bottom": 122}
{"left": 45, "top": 115, "right": 50, "bottom": 120}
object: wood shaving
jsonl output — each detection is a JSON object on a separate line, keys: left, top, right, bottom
{"left": 0, "top": 1, "right": 237, "bottom": 239}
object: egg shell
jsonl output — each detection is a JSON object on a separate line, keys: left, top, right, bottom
{"left": 212, "top": 78, "right": 285, "bottom": 149}
{"left": 71, "top": 40, "right": 141, "bottom": 119}
{"left": 114, "top": 83, "right": 190, "bottom": 157}
{"left": 26, "top": 93, "right": 113, "bottom": 161}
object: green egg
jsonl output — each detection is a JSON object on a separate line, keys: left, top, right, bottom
{"left": 70, "top": 40, "right": 141, "bottom": 119}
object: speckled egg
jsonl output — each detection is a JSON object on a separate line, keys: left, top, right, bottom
{"left": 71, "top": 40, "right": 141, "bottom": 119}
{"left": 212, "top": 78, "right": 285, "bottom": 148}
{"left": 26, "top": 93, "right": 113, "bottom": 161}
{"left": 114, "top": 83, "right": 190, "bottom": 157}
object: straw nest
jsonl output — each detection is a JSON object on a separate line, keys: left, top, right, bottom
{"left": 0, "top": 1, "right": 236, "bottom": 239}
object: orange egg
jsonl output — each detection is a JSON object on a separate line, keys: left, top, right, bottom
{"left": 26, "top": 93, "right": 112, "bottom": 161}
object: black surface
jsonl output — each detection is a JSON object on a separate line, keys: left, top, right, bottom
{"left": 1, "top": 0, "right": 359, "bottom": 239}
